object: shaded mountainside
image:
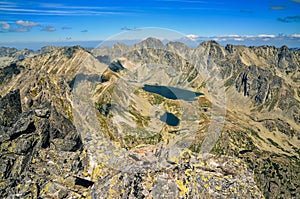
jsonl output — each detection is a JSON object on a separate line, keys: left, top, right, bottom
{"left": 0, "top": 40, "right": 299, "bottom": 198}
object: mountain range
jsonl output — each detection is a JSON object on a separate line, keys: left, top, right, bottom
{"left": 0, "top": 38, "right": 299, "bottom": 198}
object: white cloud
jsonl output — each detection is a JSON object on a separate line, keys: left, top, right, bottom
{"left": 0, "top": 21, "right": 10, "bottom": 30}
{"left": 16, "top": 20, "right": 39, "bottom": 27}
{"left": 0, "top": 6, "right": 130, "bottom": 16}
{"left": 290, "top": 34, "right": 300, "bottom": 38}
{"left": 41, "top": 26, "right": 56, "bottom": 32}
{"left": 0, "top": 19, "right": 41, "bottom": 32}
{"left": 176, "top": 33, "right": 300, "bottom": 47}
{"left": 234, "top": 38, "right": 244, "bottom": 41}
{"left": 221, "top": 34, "right": 240, "bottom": 37}
{"left": 186, "top": 34, "right": 199, "bottom": 40}
{"left": 258, "top": 34, "right": 276, "bottom": 38}
{"left": 213, "top": 37, "right": 228, "bottom": 41}
{"left": 183, "top": 34, "right": 300, "bottom": 44}
{"left": 244, "top": 35, "right": 255, "bottom": 38}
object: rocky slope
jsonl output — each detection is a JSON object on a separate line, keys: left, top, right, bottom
{"left": 0, "top": 39, "right": 299, "bottom": 198}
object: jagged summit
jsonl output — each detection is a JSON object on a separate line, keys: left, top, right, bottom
{"left": 135, "top": 37, "right": 165, "bottom": 49}
{"left": 18, "top": 45, "right": 96, "bottom": 82}
{"left": 112, "top": 42, "right": 129, "bottom": 50}
{"left": 199, "top": 40, "right": 220, "bottom": 46}
{"left": 196, "top": 40, "right": 227, "bottom": 59}
{"left": 166, "top": 41, "right": 189, "bottom": 48}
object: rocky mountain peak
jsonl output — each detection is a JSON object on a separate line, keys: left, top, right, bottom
{"left": 280, "top": 45, "right": 290, "bottom": 52}
{"left": 166, "top": 41, "right": 190, "bottom": 52}
{"left": 17, "top": 46, "right": 95, "bottom": 82}
{"left": 38, "top": 45, "right": 60, "bottom": 54}
{"left": 135, "top": 37, "right": 165, "bottom": 49}
{"left": 225, "top": 44, "right": 248, "bottom": 54}
{"left": 110, "top": 42, "right": 131, "bottom": 57}
{"left": 166, "top": 41, "right": 191, "bottom": 58}
{"left": 112, "top": 42, "right": 129, "bottom": 50}
{"left": 199, "top": 40, "right": 220, "bottom": 47}
{"left": 198, "top": 40, "right": 226, "bottom": 59}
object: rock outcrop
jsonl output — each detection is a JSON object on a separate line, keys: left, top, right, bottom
{"left": 0, "top": 90, "right": 82, "bottom": 198}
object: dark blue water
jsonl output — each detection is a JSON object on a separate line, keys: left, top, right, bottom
{"left": 142, "top": 84, "right": 203, "bottom": 101}
{"left": 160, "top": 112, "right": 180, "bottom": 126}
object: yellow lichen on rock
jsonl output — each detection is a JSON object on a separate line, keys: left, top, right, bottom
{"left": 176, "top": 179, "right": 189, "bottom": 196}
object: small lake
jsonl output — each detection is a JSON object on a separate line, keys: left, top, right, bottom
{"left": 160, "top": 112, "right": 180, "bottom": 126}
{"left": 142, "top": 84, "right": 203, "bottom": 101}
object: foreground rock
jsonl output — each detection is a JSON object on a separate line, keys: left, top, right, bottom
{"left": 0, "top": 90, "right": 82, "bottom": 198}
{"left": 0, "top": 90, "right": 264, "bottom": 198}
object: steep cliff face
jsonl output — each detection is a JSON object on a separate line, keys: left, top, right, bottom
{"left": 222, "top": 44, "right": 299, "bottom": 108}
{"left": 0, "top": 47, "right": 90, "bottom": 198}
{"left": 198, "top": 42, "right": 300, "bottom": 198}
{"left": 0, "top": 40, "right": 299, "bottom": 198}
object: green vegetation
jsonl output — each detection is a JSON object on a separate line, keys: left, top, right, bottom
{"left": 266, "top": 138, "right": 290, "bottom": 153}
{"left": 198, "top": 97, "right": 212, "bottom": 108}
{"left": 199, "top": 81, "right": 206, "bottom": 89}
{"left": 268, "top": 92, "right": 279, "bottom": 111}
{"left": 187, "top": 69, "right": 197, "bottom": 83}
{"left": 248, "top": 128, "right": 263, "bottom": 141}
{"left": 123, "top": 133, "right": 162, "bottom": 149}
{"left": 148, "top": 93, "right": 165, "bottom": 105}
{"left": 128, "top": 108, "right": 150, "bottom": 127}
{"left": 267, "top": 138, "right": 279, "bottom": 148}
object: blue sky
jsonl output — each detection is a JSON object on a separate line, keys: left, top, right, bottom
{"left": 0, "top": 0, "right": 300, "bottom": 48}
